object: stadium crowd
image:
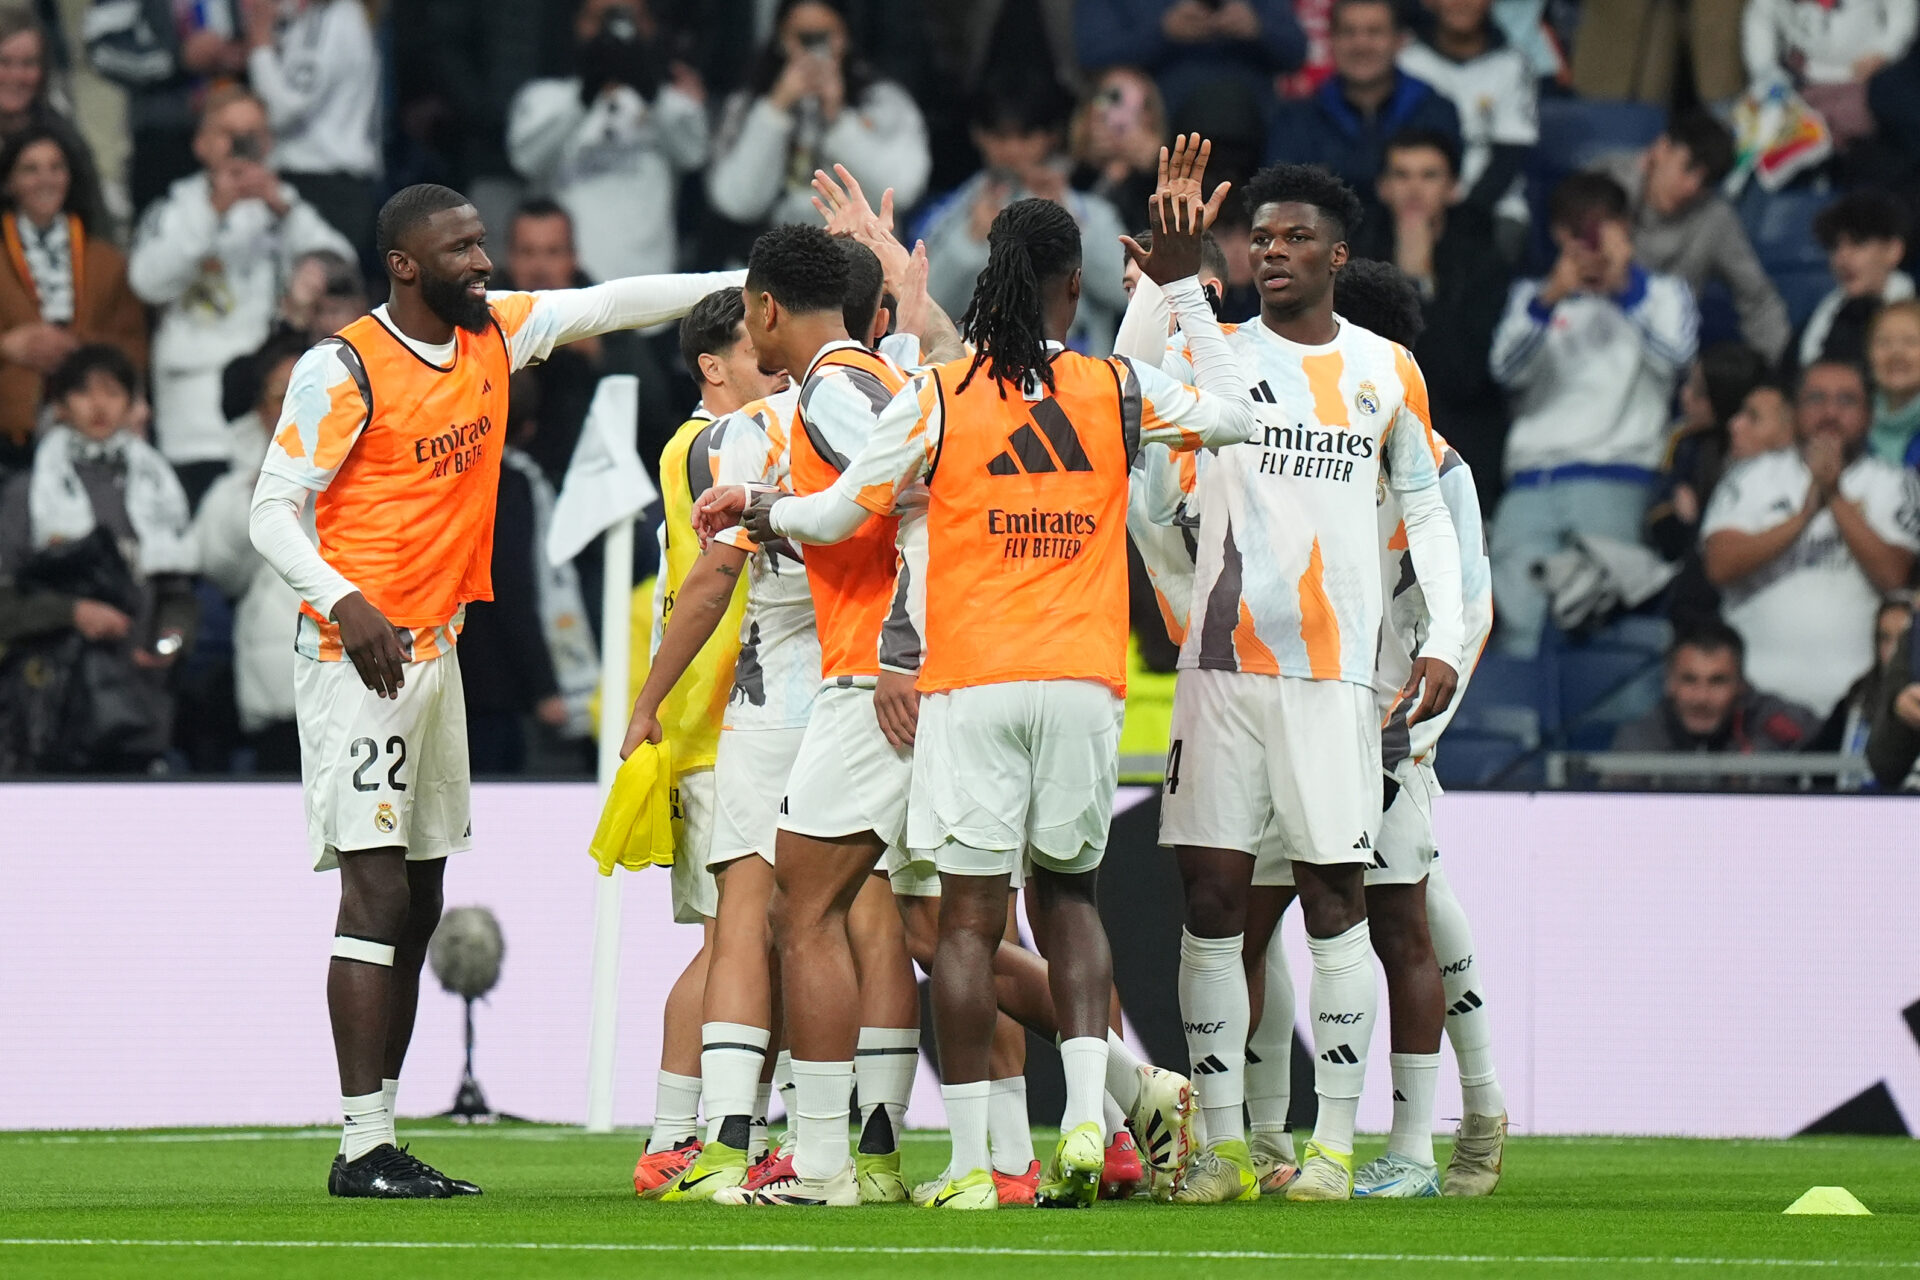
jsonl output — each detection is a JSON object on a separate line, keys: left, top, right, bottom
{"left": 4, "top": 0, "right": 1920, "bottom": 787}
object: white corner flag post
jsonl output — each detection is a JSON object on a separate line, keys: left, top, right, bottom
{"left": 546, "top": 374, "right": 658, "bottom": 1134}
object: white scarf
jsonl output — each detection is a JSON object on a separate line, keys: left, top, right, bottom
{"left": 505, "top": 449, "right": 599, "bottom": 737}
{"left": 20, "top": 215, "right": 74, "bottom": 324}
{"left": 28, "top": 425, "right": 198, "bottom": 576}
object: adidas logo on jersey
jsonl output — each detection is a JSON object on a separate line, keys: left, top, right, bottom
{"left": 986, "top": 398, "right": 1093, "bottom": 475}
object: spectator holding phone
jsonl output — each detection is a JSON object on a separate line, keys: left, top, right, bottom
{"left": 127, "top": 86, "right": 351, "bottom": 507}
{"left": 706, "top": 0, "right": 929, "bottom": 238}
{"left": 508, "top": 0, "right": 708, "bottom": 283}
{"left": 238, "top": 0, "right": 381, "bottom": 264}
{"left": 1069, "top": 66, "right": 1167, "bottom": 225}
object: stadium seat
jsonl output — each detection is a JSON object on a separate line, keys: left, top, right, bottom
{"left": 1772, "top": 266, "right": 1835, "bottom": 328}
{"left": 1530, "top": 99, "right": 1668, "bottom": 176}
{"left": 1457, "top": 650, "right": 1554, "bottom": 740}
{"left": 1696, "top": 278, "right": 1739, "bottom": 348}
{"left": 1741, "top": 187, "right": 1831, "bottom": 275}
{"left": 1433, "top": 727, "right": 1538, "bottom": 788}
{"left": 1553, "top": 617, "right": 1668, "bottom": 746}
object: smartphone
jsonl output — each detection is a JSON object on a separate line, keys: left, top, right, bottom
{"left": 229, "top": 132, "right": 265, "bottom": 163}
{"left": 798, "top": 30, "right": 832, "bottom": 55}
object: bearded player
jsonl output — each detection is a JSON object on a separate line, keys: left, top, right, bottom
{"left": 251, "top": 183, "right": 739, "bottom": 1198}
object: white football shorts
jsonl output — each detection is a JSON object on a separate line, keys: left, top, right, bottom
{"left": 708, "top": 725, "right": 807, "bottom": 869}
{"left": 669, "top": 768, "right": 719, "bottom": 923}
{"left": 296, "top": 647, "right": 472, "bottom": 872}
{"left": 1250, "top": 757, "right": 1437, "bottom": 888}
{"left": 778, "top": 683, "right": 912, "bottom": 849}
{"left": 1159, "top": 669, "right": 1381, "bottom": 868}
{"left": 909, "top": 679, "right": 1123, "bottom": 881}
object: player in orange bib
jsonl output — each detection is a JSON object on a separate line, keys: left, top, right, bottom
{"left": 732, "top": 138, "right": 1257, "bottom": 1209}
{"left": 248, "top": 183, "right": 740, "bottom": 1198}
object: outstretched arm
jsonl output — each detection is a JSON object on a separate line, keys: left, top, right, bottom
{"left": 813, "top": 165, "right": 966, "bottom": 363}
{"left": 494, "top": 270, "right": 748, "bottom": 371}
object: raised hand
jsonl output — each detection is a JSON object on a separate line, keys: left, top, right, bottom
{"left": 1117, "top": 133, "right": 1232, "bottom": 286}
{"left": 812, "top": 164, "right": 912, "bottom": 291}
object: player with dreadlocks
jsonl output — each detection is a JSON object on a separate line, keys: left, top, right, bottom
{"left": 732, "top": 134, "right": 1255, "bottom": 1209}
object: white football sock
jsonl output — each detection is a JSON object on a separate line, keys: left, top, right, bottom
{"left": 943, "top": 1080, "right": 992, "bottom": 1177}
{"left": 1427, "top": 863, "right": 1506, "bottom": 1118}
{"left": 1102, "top": 1091, "right": 1126, "bottom": 1140}
{"left": 751, "top": 1081, "right": 773, "bottom": 1159}
{"left": 989, "top": 1076, "right": 1036, "bottom": 1175}
{"left": 790, "top": 1058, "right": 853, "bottom": 1180}
{"left": 700, "top": 1021, "right": 769, "bottom": 1146}
{"left": 1178, "top": 928, "right": 1248, "bottom": 1149}
{"left": 1246, "top": 929, "right": 1295, "bottom": 1154}
{"left": 340, "top": 1091, "right": 393, "bottom": 1162}
{"left": 1104, "top": 1030, "right": 1144, "bottom": 1112}
{"left": 774, "top": 1049, "right": 795, "bottom": 1119}
{"left": 646, "top": 1070, "right": 702, "bottom": 1152}
{"left": 381, "top": 1077, "right": 400, "bottom": 1124}
{"left": 1387, "top": 1052, "right": 1440, "bottom": 1166}
{"left": 854, "top": 1026, "right": 918, "bottom": 1153}
{"left": 1306, "top": 920, "right": 1377, "bottom": 1156}
{"left": 1058, "top": 1036, "right": 1109, "bottom": 1134}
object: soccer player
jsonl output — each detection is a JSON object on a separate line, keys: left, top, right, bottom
{"left": 250, "top": 183, "right": 739, "bottom": 1198}
{"left": 733, "top": 137, "right": 1256, "bottom": 1209}
{"left": 630, "top": 288, "right": 790, "bottom": 1196}
{"left": 622, "top": 241, "right": 921, "bottom": 1204}
{"left": 1235, "top": 258, "right": 1508, "bottom": 1200}
{"left": 1160, "top": 164, "right": 1465, "bottom": 1204}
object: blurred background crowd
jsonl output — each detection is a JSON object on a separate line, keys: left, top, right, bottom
{"left": 5, "top": 0, "right": 1920, "bottom": 792}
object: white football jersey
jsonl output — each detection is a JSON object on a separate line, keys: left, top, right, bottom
{"left": 1376, "top": 445, "right": 1494, "bottom": 769}
{"left": 1172, "top": 317, "right": 1448, "bottom": 686}
{"left": 709, "top": 386, "right": 824, "bottom": 731}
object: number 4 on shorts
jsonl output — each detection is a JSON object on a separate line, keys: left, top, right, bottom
{"left": 1165, "top": 738, "right": 1182, "bottom": 794}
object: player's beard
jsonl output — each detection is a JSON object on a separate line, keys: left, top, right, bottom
{"left": 421, "top": 269, "right": 494, "bottom": 335}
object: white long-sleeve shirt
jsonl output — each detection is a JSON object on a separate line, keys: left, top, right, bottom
{"left": 705, "top": 82, "right": 930, "bottom": 230}
{"left": 246, "top": 0, "right": 381, "bottom": 177}
{"left": 1743, "top": 0, "right": 1918, "bottom": 86}
{"left": 249, "top": 272, "right": 744, "bottom": 626}
{"left": 507, "top": 78, "right": 709, "bottom": 281}
{"left": 128, "top": 172, "right": 354, "bottom": 464}
{"left": 1490, "top": 266, "right": 1699, "bottom": 477}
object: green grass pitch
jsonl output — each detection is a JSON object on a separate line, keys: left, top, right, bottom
{"left": 4, "top": 1123, "right": 1919, "bottom": 1278}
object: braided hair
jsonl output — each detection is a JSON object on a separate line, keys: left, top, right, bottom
{"left": 957, "top": 197, "right": 1082, "bottom": 396}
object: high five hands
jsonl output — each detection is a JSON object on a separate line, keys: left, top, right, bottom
{"left": 1118, "top": 133, "right": 1232, "bottom": 287}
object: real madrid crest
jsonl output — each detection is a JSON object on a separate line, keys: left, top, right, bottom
{"left": 1355, "top": 380, "right": 1381, "bottom": 416}
{"left": 375, "top": 803, "right": 397, "bottom": 834}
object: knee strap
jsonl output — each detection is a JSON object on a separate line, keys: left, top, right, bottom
{"left": 332, "top": 935, "right": 396, "bottom": 966}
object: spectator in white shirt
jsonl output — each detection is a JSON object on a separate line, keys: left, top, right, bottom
{"left": 191, "top": 329, "right": 309, "bottom": 772}
{"left": 1396, "top": 0, "right": 1537, "bottom": 252}
{"left": 705, "top": 0, "right": 930, "bottom": 239}
{"left": 127, "top": 85, "right": 352, "bottom": 500}
{"left": 507, "top": 0, "right": 708, "bottom": 283}
{"left": 1745, "top": 0, "right": 1918, "bottom": 147}
{"left": 1703, "top": 359, "right": 1920, "bottom": 717}
{"left": 237, "top": 0, "right": 379, "bottom": 262}
{"left": 1487, "top": 171, "right": 1699, "bottom": 656}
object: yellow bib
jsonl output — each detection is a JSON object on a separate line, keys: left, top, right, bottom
{"left": 654, "top": 415, "right": 746, "bottom": 775}
{"left": 590, "top": 739, "right": 675, "bottom": 874}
